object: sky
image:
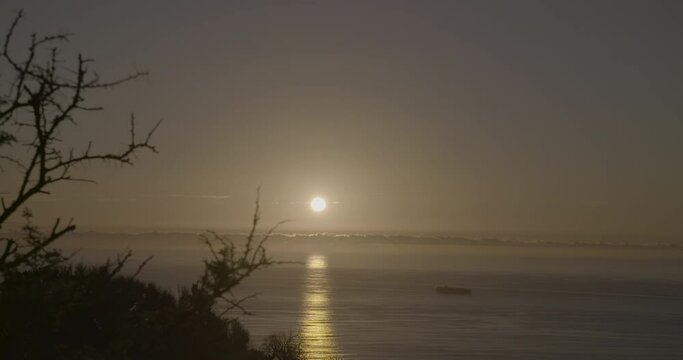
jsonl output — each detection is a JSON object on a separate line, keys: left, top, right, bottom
{"left": 1, "top": 0, "right": 683, "bottom": 238}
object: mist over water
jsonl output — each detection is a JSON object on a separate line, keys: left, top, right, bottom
{"left": 59, "top": 232, "right": 683, "bottom": 359}
{"left": 3, "top": 2, "right": 683, "bottom": 358}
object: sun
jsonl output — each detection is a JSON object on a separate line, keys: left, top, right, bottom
{"left": 310, "top": 197, "right": 327, "bottom": 212}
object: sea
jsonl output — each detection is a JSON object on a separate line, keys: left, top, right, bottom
{"left": 61, "top": 232, "right": 683, "bottom": 359}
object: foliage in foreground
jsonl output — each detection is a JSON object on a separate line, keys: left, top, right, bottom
{"left": 0, "top": 189, "right": 307, "bottom": 359}
{"left": 0, "top": 262, "right": 307, "bottom": 360}
{"left": 0, "top": 11, "right": 313, "bottom": 360}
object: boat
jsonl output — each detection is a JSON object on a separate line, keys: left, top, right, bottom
{"left": 435, "top": 286, "right": 472, "bottom": 295}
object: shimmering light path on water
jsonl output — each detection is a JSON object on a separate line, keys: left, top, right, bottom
{"left": 300, "top": 255, "right": 339, "bottom": 359}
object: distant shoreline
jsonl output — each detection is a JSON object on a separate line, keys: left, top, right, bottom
{"left": 46, "top": 230, "right": 683, "bottom": 251}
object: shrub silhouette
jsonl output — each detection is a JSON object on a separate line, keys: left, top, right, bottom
{"left": 0, "top": 11, "right": 312, "bottom": 360}
{"left": 0, "top": 263, "right": 267, "bottom": 359}
{"left": 261, "top": 333, "right": 308, "bottom": 360}
{"left": 0, "top": 191, "right": 309, "bottom": 359}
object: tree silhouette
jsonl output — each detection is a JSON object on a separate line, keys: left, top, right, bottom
{"left": 0, "top": 10, "right": 160, "bottom": 274}
{"left": 0, "top": 261, "right": 265, "bottom": 359}
{"left": 0, "top": 11, "right": 311, "bottom": 360}
{"left": 0, "top": 192, "right": 306, "bottom": 360}
{"left": 184, "top": 187, "right": 289, "bottom": 318}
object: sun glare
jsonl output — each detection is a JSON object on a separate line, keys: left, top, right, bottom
{"left": 310, "top": 197, "right": 327, "bottom": 212}
{"left": 307, "top": 254, "right": 328, "bottom": 269}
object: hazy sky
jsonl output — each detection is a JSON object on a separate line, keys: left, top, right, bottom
{"left": 2, "top": 1, "right": 683, "bottom": 237}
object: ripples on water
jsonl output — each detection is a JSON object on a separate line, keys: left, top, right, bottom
{"left": 237, "top": 257, "right": 683, "bottom": 360}
{"left": 301, "top": 255, "right": 339, "bottom": 359}
{"left": 62, "top": 233, "right": 683, "bottom": 359}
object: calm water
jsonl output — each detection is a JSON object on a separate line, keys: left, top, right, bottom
{"left": 64, "top": 233, "right": 683, "bottom": 359}
{"left": 233, "top": 255, "right": 683, "bottom": 360}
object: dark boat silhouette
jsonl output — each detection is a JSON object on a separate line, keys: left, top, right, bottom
{"left": 435, "top": 286, "right": 472, "bottom": 295}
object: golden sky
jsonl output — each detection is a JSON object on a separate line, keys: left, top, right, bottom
{"left": 2, "top": 1, "right": 683, "bottom": 238}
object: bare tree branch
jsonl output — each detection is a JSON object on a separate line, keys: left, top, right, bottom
{"left": 188, "top": 188, "right": 290, "bottom": 319}
{"left": 132, "top": 255, "right": 154, "bottom": 278}
{"left": 0, "top": 11, "right": 159, "bottom": 273}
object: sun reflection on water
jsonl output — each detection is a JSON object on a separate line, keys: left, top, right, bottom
{"left": 300, "top": 255, "right": 339, "bottom": 359}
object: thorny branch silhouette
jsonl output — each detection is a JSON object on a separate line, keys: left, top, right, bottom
{"left": 0, "top": 11, "right": 160, "bottom": 273}
{"left": 188, "top": 187, "right": 291, "bottom": 317}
